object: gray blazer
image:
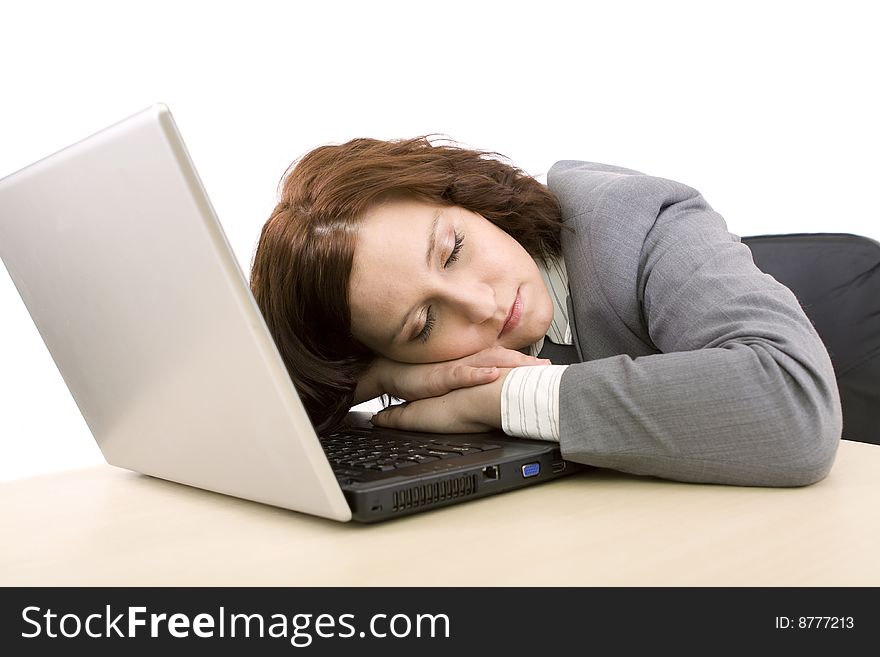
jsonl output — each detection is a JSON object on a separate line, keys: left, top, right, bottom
{"left": 547, "top": 160, "right": 841, "bottom": 487}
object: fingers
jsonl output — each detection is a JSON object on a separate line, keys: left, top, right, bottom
{"left": 372, "top": 401, "right": 443, "bottom": 432}
{"left": 370, "top": 402, "right": 410, "bottom": 428}
{"left": 423, "top": 363, "right": 499, "bottom": 397}
{"left": 381, "top": 348, "right": 553, "bottom": 403}
{"left": 371, "top": 399, "right": 491, "bottom": 433}
{"left": 454, "top": 364, "right": 502, "bottom": 388}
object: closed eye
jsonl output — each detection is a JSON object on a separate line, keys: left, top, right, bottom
{"left": 414, "top": 230, "right": 464, "bottom": 344}
{"left": 444, "top": 230, "right": 464, "bottom": 268}
{"left": 415, "top": 307, "right": 436, "bottom": 343}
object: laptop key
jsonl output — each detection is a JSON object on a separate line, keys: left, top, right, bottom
{"left": 423, "top": 449, "right": 462, "bottom": 459}
{"left": 405, "top": 454, "right": 440, "bottom": 464}
{"left": 428, "top": 445, "right": 482, "bottom": 455}
{"left": 453, "top": 443, "right": 502, "bottom": 451}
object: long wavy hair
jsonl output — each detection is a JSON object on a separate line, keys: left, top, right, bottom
{"left": 249, "top": 135, "right": 564, "bottom": 434}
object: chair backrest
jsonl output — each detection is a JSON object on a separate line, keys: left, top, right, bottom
{"left": 742, "top": 233, "right": 880, "bottom": 446}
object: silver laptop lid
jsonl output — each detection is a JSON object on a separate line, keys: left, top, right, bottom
{"left": 0, "top": 104, "right": 351, "bottom": 521}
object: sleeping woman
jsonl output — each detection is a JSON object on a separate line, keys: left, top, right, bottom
{"left": 249, "top": 136, "right": 841, "bottom": 487}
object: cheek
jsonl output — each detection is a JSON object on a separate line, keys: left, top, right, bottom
{"left": 386, "top": 334, "right": 493, "bottom": 364}
{"left": 349, "top": 313, "right": 392, "bottom": 357}
{"left": 427, "top": 341, "right": 484, "bottom": 363}
{"left": 349, "top": 279, "right": 403, "bottom": 346}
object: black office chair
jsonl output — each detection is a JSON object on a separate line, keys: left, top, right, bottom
{"left": 743, "top": 233, "right": 880, "bottom": 446}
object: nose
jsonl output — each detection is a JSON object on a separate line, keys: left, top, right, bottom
{"left": 443, "top": 282, "right": 496, "bottom": 324}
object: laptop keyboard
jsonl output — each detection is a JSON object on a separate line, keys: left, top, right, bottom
{"left": 321, "top": 428, "right": 501, "bottom": 482}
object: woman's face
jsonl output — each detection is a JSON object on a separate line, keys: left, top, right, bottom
{"left": 348, "top": 198, "right": 554, "bottom": 364}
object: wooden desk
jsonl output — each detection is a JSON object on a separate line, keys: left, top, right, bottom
{"left": 2, "top": 440, "right": 878, "bottom": 586}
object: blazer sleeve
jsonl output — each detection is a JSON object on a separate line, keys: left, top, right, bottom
{"left": 548, "top": 161, "right": 842, "bottom": 487}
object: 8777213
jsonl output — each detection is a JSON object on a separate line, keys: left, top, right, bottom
{"left": 775, "top": 617, "right": 854, "bottom": 629}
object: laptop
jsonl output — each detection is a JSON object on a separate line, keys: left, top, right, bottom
{"left": 0, "top": 103, "right": 586, "bottom": 523}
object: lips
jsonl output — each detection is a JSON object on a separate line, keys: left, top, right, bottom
{"left": 499, "top": 288, "right": 523, "bottom": 337}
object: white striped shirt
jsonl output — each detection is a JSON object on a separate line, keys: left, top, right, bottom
{"left": 501, "top": 256, "right": 573, "bottom": 442}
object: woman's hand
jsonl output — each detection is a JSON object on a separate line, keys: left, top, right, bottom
{"left": 354, "top": 347, "right": 547, "bottom": 404}
{"left": 371, "top": 369, "right": 511, "bottom": 433}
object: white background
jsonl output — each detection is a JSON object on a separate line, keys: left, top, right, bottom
{"left": 1, "top": 0, "right": 877, "bottom": 481}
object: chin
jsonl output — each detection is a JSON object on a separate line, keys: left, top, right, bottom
{"left": 531, "top": 314, "right": 555, "bottom": 343}
{"left": 514, "top": 325, "right": 548, "bottom": 351}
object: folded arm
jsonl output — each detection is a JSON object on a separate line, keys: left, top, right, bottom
{"left": 552, "top": 165, "right": 842, "bottom": 487}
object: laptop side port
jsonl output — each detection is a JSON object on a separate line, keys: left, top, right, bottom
{"left": 482, "top": 465, "right": 500, "bottom": 481}
{"left": 551, "top": 461, "right": 567, "bottom": 474}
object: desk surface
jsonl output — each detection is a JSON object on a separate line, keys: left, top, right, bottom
{"left": 2, "top": 440, "right": 879, "bottom": 586}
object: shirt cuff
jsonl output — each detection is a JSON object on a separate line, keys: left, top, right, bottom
{"left": 500, "top": 365, "right": 569, "bottom": 442}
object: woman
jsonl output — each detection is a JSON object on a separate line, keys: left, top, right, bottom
{"left": 250, "top": 136, "right": 841, "bottom": 487}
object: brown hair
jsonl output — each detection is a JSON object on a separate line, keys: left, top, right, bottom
{"left": 249, "top": 135, "right": 564, "bottom": 434}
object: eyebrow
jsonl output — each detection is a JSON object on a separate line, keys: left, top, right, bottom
{"left": 392, "top": 208, "right": 442, "bottom": 344}
{"left": 425, "top": 207, "right": 442, "bottom": 268}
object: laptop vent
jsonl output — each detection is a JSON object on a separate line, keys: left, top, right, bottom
{"left": 392, "top": 474, "right": 478, "bottom": 512}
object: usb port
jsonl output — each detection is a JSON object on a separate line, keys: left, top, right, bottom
{"left": 521, "top": 462, "right": 540, "bottom": 478}
{"left": 551, "top": 461, "right": 566, "bottom": 474}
